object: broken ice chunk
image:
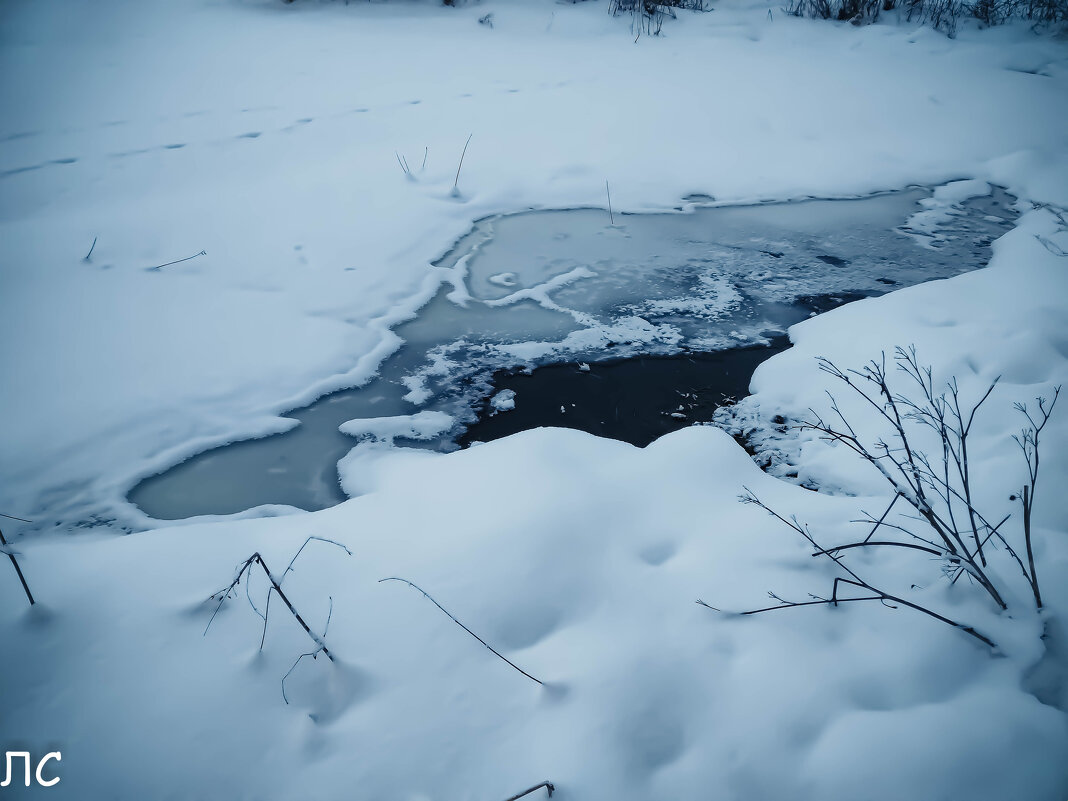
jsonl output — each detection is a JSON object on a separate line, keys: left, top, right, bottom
{"left": 490, "top": 389, "right": 517, "bottom": 412}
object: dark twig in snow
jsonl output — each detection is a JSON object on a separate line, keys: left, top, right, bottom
{"left": 322, "top": 596, "right": 334, "bottom": 638}
{"left": 810, "top": 540, "right": 943, "bottom": 558}
{"left": 1035, "top": 235, "right": 1067, "bottom": 257}
{"left": 83, "top": 236, "right": 97, "bottom": 262}
{"left": 281, "top": 648, "right": 323, "bottom": 704}
{"left": 707, "top": 494, "right": 997, "bottom": 648}
{"left": 280, "top": 597, "right": 334, "bottom": 704}
{"left": 1011, "top": 385, "right": 1060, "bottom": 609}
{"left": 205, "top": 540, "right": 351, "bottom": 663}
{"left": 259, "top": 587, "right": 274, "bottom": 651}
{"left": 0, "top": 522, "right": 35, "bottom": 606}
{"left": 606, "top": 179, "right": 615, "bottom": 225}
{"left": 281, "top": 536, "right": 352, "bottom": 584}
{"left": 379, "top": 576, "right": 544, "bottom": 686}
{"left": 453, "top": 134, "right": 473, "bottom": 190}
{"left": 148, "top": 250, "right": 206, "bottom": 271}
{"left": 246, "top": 566, "right": 266, "bottom": 621}
{"left": 501, "top": 781, "right": 555, "bottom": 800}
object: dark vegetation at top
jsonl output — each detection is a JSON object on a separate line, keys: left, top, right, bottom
{"left": 285, "top": 0, "right": 1067, "bottom": 36}
{"left": 785, "top": 0, "right": 1066, "bottom": 35}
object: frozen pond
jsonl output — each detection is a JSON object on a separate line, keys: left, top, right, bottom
{"left": 128, "top": 187, "right": 1016, "bottom": 520}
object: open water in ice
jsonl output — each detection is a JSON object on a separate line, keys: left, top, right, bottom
{"left": 128, "top": 187, "right": 1016, "bottom": 519}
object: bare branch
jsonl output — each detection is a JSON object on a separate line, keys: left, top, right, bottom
{"left": 0, "top": 524, "right": 35, "bottom": 606}
{"left": 380, "top": 576, "right": 543, "bottom": 686}
{"left": 453, "top": 133, "right": 473, "bottom": 190}
{"left": 281, "top": 536, "right": 352, "bottom": 583}
{"left": 281, "top": 648, "right": 323, "bottom": 705}
{"left": 148, "top": 250, "right": 206, "bottom": 271}
{"left": 813, "top": 540, "right": 943, "bottom": 558}
{"left": 501, "top": 781, "right": 556, "bottom": 800}
{"left": 206, "top": 551, "right": 340, "bottom": 663}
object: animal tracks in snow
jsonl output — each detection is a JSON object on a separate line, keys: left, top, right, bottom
{"left": 0, "top": 83, "right": 538, "bottom": 182}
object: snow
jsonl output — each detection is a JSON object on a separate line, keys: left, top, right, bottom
{"left": 722, "top": 205, "right": 1068, "bottom": 499}
{"left": 3, "top": 0, "right": 1068, "bottom": 530}
{"left": 4, "top": 425, "right": 1068, "bottom": 799}
{"left": 901, "top": 178, "right": 993, "bottom": 245}
{"left": 1, "top": 0, "right": 1068, "bottom": 798}
{"left": 339, "top": 410, "right": 454, "bottom": 442}
{"left": 490, "top": 389, "right": 517, "bottom": 412}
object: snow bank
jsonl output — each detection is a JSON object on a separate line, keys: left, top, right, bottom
{"left": 4, "top": 425, "right": 1067, "bottom": 799}
{"left": 1, "top": 0, "right": 1067, "bottom": 798}
{"left": 2, "top": 0, "right": 1068, "bottom": 528}
{"left": 728, "top": 205, "right": 1068, "bottom": 501}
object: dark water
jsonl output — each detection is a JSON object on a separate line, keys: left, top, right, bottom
{"left": 459, "top": 339, "right": 790, "bottom": 448}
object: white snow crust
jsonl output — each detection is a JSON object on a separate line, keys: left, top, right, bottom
{"left": 1, "top": 1, "right": 1067, "bottom": 799}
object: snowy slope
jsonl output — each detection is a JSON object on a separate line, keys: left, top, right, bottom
{"left": 1, "top": 0, "right": 1068, "bottom": 799}
{"left": 2, "top": 0, "right": 1068, "bottom": 527}
{"left": 3, "top": 425, "right": 1067, "bottom": 799}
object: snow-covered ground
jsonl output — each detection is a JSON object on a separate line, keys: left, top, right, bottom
{"left": 1, "top": 0, "right": 1067, "bottom": 798}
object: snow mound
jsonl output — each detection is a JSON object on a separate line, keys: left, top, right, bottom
{"left": 339, "top": 410, "right": 454, "bottom": 442}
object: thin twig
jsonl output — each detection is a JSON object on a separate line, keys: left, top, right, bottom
{"left": 255, "top": 554, "right": 336, "bottom": 661}
{"left": 853, "top": 493, "right": 901, "bottom": 544}
{"left": 454, "top": 133, "right": 473, "bottom": 190}
{"left": 246, "top": 566, "right": 267, "bottom": 621}
{"left": 0, "top": 525, "right": 35, "bottom": 606}
{"left": 205, "top": 554, "right": 255, "bottom": 634}
{"left": 812, "top": 540, "right": 943, "bottom": 558}
{"left": 281, "top": 648, "right": 323, "bottom": 704}
{"left": 148, "top": 250, "right": 206, "bottom": 270}
{"left": 84, "top": 236, "right": 97, "bottom": 262}
{"left": 739, "top": 490, "right": 996, "bottom": 648}
{"left": 281, "top": 536, "right": 352, "bottom": 583}
{"left": 279, "top": 597, "right": 334, "bottom": 703}
{"left": 322, "top": 596, "right": 334, "bottom": 639}
{"left": 1013, "top": 386, "right": 1059, "bottom": 609}
{"left": 710, "top": 573, "right": 995, "bottom": 648}
{"left": 606, "top": 179, "right": 614, "bottom": 225}
{"left": 380, "top": 576, "right": 543, "bottom": 686}
{"left": 206, "top": 547, "right": 347, "bottom": 663}
{"left": 259, "top": 588, "right": 274, "bottom": 651}
{"left": 502, "top": 781, "right": 555, "bottom": 800}
{"left": 737, "top": 594, "right": 884, "bottom": 615}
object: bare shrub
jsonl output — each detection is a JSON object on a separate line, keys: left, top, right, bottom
{"left": 786, "top": 0, "right": 1067, "bottom": 35}
{"left": 609, "top": 0, "right": 710, "bottom": 37}
{"left": 706, "top": 347, "right": 1060, "bottom": 650}
{"left": 786, "top": 0, "right": 886, "bottom": 24}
